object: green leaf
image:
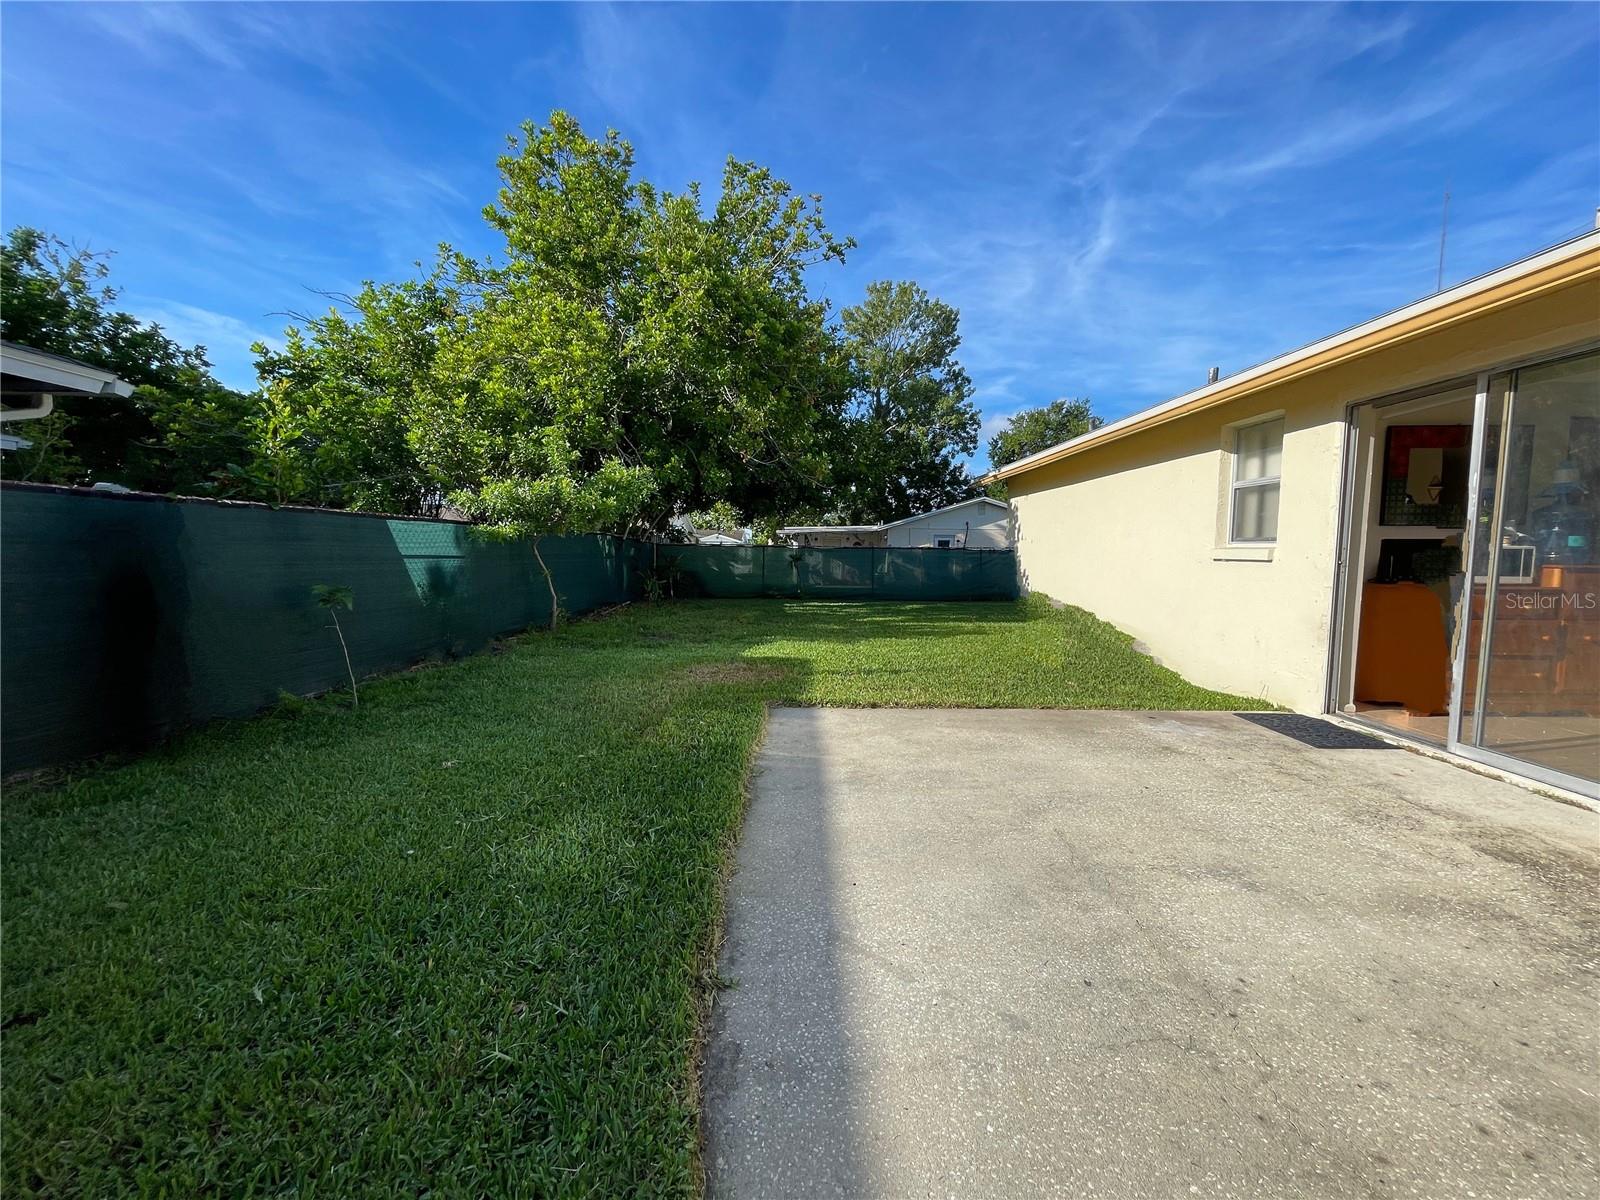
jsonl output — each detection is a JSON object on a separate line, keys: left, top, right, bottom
{"left": 311, "top": 584, "right": 354, "bottom": 612}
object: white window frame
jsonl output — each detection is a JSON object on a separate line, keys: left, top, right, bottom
{"left": 1228, "top": 415, "right": 1283, "bottom": 545}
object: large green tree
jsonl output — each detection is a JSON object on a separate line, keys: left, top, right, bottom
{"left": 453, "top": 114, "right": 854, "bottom": 526}
{"left": 830, "top": 280, "right": 981, "bottom": 524}
{"left": 0, "top": 227, "right": 260, "bottom": 494}
{"left": 264, "top": 113, "right": 856, "bottom": 533}
{"left": 986, "top": 397, "right": 1103, "bottom": 468}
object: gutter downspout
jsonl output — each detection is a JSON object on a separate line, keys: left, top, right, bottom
{"left": 0, "top": 393, "right": 54, "bottom": 423}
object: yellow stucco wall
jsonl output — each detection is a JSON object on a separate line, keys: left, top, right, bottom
{"left": 1008, "top": 276, "right": 1600, "bottom": 712}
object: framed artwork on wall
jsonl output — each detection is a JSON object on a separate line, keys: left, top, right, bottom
{"left": 1380, "top": 425, "right": 1471, "bottom": 527}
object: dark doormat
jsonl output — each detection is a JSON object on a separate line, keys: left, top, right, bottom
{"left": 1236, "top": 712, "right": 1398, "bottom": 750}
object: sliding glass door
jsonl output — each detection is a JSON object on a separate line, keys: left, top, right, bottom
{"left": 1457, "top": 349, "right": 1600, "bottom": 792}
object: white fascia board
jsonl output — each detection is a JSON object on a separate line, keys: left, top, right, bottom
{"left": 777, "top": 525, "right": 883, "bottom": 534}
{"left": 1, "top": 343, "right": 136, "bottom": 397}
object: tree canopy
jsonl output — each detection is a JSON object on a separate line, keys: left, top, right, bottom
{"left": 251, "top": 266, "right": 461, "bottom": 511}
{"left": 428, "top": 114, "right": 856, "bottom": 531}
{"left": 254, "top": 113, "right": 863, "bottom": 533}
{"left": 4, "top": 112, "right": 997, "bottom": 538}
{"left": 830, "top": 280, "right": 981, "bottom": 524}
{"left": 986, "top": 397, "right": 1103, "bottom": 468}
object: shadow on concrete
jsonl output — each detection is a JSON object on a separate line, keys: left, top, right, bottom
{"left": 1236, "top": 711, "right": 1399, "bottom": 750}
{"left": 701, "top": 706, "right": 868, "bottom": 1197}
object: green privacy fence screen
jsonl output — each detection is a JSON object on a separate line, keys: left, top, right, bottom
{"left": 1, "top": 484, "right": 1016, "bottom": 771}
{"left": 1, "top": 485, "right": 640, "bottom": 772}
{"left": 661, "top": 544, "right": 1018, "bottom": 601}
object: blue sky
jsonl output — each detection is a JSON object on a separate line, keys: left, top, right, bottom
{"left": 3, "top": 2, "right": 1596, "bottom": 469}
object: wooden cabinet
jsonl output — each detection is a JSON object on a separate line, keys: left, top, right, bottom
{"left": 1465, "top": 566, "right": 1600, "bottom": 716}
{"left": 1356, "top": 569, "right": 1600, "bottom": 718}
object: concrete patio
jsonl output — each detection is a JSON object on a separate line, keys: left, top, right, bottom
{"left": 702, "top": 708, "right": 1599, "bottom": 1199}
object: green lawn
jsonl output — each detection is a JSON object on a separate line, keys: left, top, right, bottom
{"left": 3, "top": 596, "right": 1265, "bottom": 1197}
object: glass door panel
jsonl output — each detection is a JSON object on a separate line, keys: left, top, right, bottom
{"left": 1462, "top": 351, "right": 1600, "bottom": 786}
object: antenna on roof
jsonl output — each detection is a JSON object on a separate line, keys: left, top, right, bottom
{"left": 1435, "top": 184, "right": 1451, "bottom": 294}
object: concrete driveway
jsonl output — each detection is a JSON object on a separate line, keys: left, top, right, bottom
{"left": 702, "top": 709, "right": 1599, "bottom": 1199}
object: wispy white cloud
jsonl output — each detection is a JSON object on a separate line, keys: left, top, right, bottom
{"left": 25, "top": 4, "right": 482, "bottom": 282}
{"left": 1193, "top": 95, "right": 1450, "bottom": 186}
{"left": 567, "top": 1, "right": 743, "bottom": 190}
{"left": 82, "top": 2, "right": 247, "bottom": 69}
{"left": 974, "top": 402, "right": 1025, "bottom": 459}
{"left": 1192, "top": 13, "right": 1595, "bottom": 191}
{"left": 83, "top": 2, "right": 381, "bottom": 76}
{"left": 132, "top": 300, "right": 284, "bottom": 386}
{"left": 573, "top": 3, "right": 655, "bottom": 120}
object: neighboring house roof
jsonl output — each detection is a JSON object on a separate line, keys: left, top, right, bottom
{"left": 878, "top": 496, "right": 1009, "bottom": 530}
{"left": 777, "top": 524, "right": 881, "bottom": 535}
{"left": 780, "top": 497, "right": 1010, "bottom": 537}
{"left": 984, "top": 227, "right": 1600, "bottom": 483}
{"left": 1, "top": 341, "right": 137, "bottom": 400}
{"left": 669, "top": 514, "right": 750, "bottom": 545}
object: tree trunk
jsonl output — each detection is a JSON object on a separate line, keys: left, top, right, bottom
{"left": 532, "top": 536, "right": 559, "bottom": 629}
{"left": 329, "top": 610, "right": 358, "bottom": 708}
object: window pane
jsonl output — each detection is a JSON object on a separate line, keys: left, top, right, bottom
{"left": 1232, "top": 481, "right": 1280, "bottom": 541}
{"left": 1262, "top": 425, "right": 1283, "bottom": 477}
{"left": 1236, "top": 419, "right": 1283, "bottom": 482}
{"left": 1238, "top": 426, "right": 1268, "bottom": 479}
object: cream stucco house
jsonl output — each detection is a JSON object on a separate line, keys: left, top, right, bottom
{"left": 987, "top": 229, "right": 1600, "bottom": 798}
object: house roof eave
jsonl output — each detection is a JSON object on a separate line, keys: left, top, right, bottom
{"left": 0, "top": 340, "right": 136, "bottom": 400}
{"left": 983, "top": 228, "right": 1600, "bottom": 484}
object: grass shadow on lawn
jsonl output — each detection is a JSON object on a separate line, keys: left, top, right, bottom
{"left": 2, "top": 595, "right": 1268, "bottom": 1198}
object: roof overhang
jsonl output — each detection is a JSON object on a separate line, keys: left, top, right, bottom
{"left": 984, "top": 229, "right": 1600, "bottom": 484}
{"left": 1, "top": 341, "right": 135, "bottom": 423}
